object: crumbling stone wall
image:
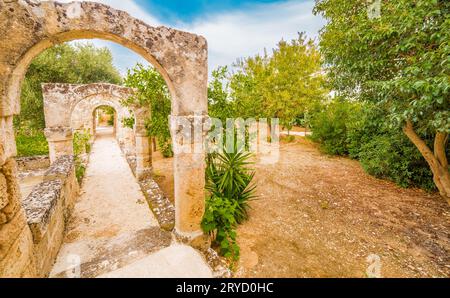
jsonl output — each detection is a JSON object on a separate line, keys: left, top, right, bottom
{"left": 0, "top": 0, "right": 208, "bottom": 277}
{"left": 22, "top": 155, "right": 79, "bottom": 277}
{"left": 0, "top": 155, "right": 78, "bottom": 277}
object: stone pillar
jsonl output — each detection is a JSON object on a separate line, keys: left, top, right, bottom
{"left": 0, "top": 116, "right": 37, "bottom": 277}
{"left": 134, "top": 107, "right": 152, "bottom": 179}
{"left": 134, "top": 132, "right": 152, "bottom": 179}
{"left": 170, "top": 114, "right": 209, "bottom": 249}
{"left": 44, "top": 127, "right": 74, "bottom": 164}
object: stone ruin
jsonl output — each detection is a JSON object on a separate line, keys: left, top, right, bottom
{"left": 42, "top": 83, "right": 151, "bottom": 178}
{"left": 0, "top": 0, "right": 209, "bottom": 277}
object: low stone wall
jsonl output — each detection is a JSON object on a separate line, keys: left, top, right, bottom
{"left": 118, "top": 144, "right": 231, "bottom": 277}
{"left": 118, "top": 142, "right": 175, "bottom": 232}
{"left": 16, "top": 156, "right": 50, "bottom": 172}
{"left": 19, "top": 155, "right": 79, "bottom": 277}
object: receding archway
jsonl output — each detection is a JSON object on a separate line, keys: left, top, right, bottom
{"left": 42, "top": 83, "right": 151, "bottom": 178}
{"left": 0, "top": 1, "right": 208, "bottom": 277}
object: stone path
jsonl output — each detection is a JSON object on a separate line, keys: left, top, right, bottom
{"left": 50, "top": 127, "right": 212, "bottom": 278}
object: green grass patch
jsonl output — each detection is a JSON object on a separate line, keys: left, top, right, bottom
{"left": 15, "top": 131, "right": 49, "bottom": 157}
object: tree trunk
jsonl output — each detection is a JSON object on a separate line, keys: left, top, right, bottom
{"left": 403, "top": 121, "right": 450, "bottom": 204}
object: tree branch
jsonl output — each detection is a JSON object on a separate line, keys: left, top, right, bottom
{"left": 402, "top": 120, "right": 438, "bottom": 169}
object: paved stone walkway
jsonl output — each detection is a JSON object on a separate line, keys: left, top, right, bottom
{"left": 50, "top": 127, "right": 212, "bottom": 278}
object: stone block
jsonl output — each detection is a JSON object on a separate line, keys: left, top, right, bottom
{"left": 0, "top": 216, "right": 35, "bottom": 278}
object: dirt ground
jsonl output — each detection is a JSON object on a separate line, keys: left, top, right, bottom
{"left": 151, "top": 137, "right": 450, "bottom": 278}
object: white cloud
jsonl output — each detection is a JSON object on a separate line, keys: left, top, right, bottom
{"left": 183, "top": 0, "right": 325, "bottom": 72}
{"left": 40, "top": 0, "right": 325, "bottom": 76}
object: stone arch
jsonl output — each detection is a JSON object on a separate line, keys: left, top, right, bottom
{"left": 0, "top": 1, "right": 209, "bottom": 277}
{"left": 42, "top": 83, "right": 150, "bottom": 177}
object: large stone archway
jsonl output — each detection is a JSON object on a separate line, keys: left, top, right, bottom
{"left": 0, "top": 1, "right": 208, "bottom": 277}
{"left": 42, "top": 83, "right": 151, "bottom": 178}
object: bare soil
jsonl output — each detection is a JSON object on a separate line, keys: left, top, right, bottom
{"left": 152, "top": 137, "right": 450, "bottom": 278}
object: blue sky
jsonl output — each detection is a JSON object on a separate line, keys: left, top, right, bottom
{"left": 59, "top": 0, "right": 325, "bottom": 76}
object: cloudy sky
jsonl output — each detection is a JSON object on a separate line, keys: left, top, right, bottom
{"left": 57, "top": 0, "right": 326, "bottom": 76}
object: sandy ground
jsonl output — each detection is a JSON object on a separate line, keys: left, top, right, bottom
{"left": 51, "top": 127, "right": 212, "bottom": 277}
{"left": 19, "top": 173, "right": 44, "bottom": 199}
{"left": 152, "top": 136, "right": 450, "bottom": 278}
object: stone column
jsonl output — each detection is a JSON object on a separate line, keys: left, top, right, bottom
{"left": 170, "top": 114, "right": 209, "bottom": 249}
{"left": 0, "top": 116, "right": 36, "bottom": 277}
{"left": 44, "top": 127, "right": 74, "bottom": 164}
{"left": 134, "top": 107, "right": 152, "bottom": 179}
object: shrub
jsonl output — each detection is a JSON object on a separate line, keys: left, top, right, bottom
{"left": 205, "top": 149, "right": 256, "bottom": 224}
{"left": 201, "top": 195, "right": 240, "bottom": 260}
{"left": 73, "top": 129, "right": 91, "bottom": 183}
{"left": 75, "top": 161, "right": 86, "bottom": 184}
{"left": 159, "top": 141, "right": 173, "bottom": 158}
{"left": 202, "top": 142, "right": 257, "bottom": 262}
{"left": 73, "top": 130, "right": 91, "bottom": 155}
{"left": 121, "top": 116, "right": 135, "bottom": 129}
{"left": 359, "top": 133, "right": 436, "bottom": 191}
{"left": 310, "top": 99, "right": 361, "bottom": 155}
{"left": 310, "top": 99, "right": 437, "bottom": 191}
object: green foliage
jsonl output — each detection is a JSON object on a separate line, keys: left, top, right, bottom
{"left": 358, "top": 134, "right": 436, "bottom": 191}
{"left": 208, "top": 66, "right": 235, "bottom": 122}
{"left": 15, "top": 130, "right": 49, "bottom": 157}
{"left": 75, "top": 162, "right": 86, "bottom": 184}
{"left": 121, "top": 115, "right": 135, "bottom": 129}
{"left": 205, "top": 149, "right": 256, "bottom": 224}
{"left": 314, "top": 0, "right": 450, "bottom": 194}
{"left": 314, "top": 0, "right": 450, "bottom": 134}
{"left": 208, "top": 34, "right": 327, "bottom": 127}
{"left": 73, "top": 129, "right": 91, "bottom": 184}
{"left": 123, "top": 64, "right": 173, "bottom": 157}
{"left": 99, "top": 106, "right": 116, "bottom": 126}
{"left": 202, "top": 142, "right": 256, "bottom": 261}
{"left": 16, "top": 43, "right": 122, "bottom": 131}
{"left": 73, "top": 130, "right": 91, "bottom": 156}
{"left": 310, "top": 99, "right": 361, "bottom": 155}
{"left": 201, "top": 195, "right": 240, "bottom": 261}
{"left": 311, "top": 100, "right": 437, "bottom": 191}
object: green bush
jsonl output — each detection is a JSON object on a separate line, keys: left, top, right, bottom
{"left": 15, "top": 130, "right": 49, "bottom": 157}
{"left": 358, "top": 134, "right": 436, "bottom": 191}
{"left": 159, "top": 141, "right": 173, "bottom": 158}
{"left": 310, "top": 99, "right": 361, "bottom": 155}
{"left": 201, "top": 143, "right": 257, "bottom": 262}
{"left": 121, "top": 116, "right": 135, "bottom": 129}
{"left": 73, "top": 130, "right": 91, "bottom": 183}
{"left": 310, "top": 100, "right": 437, "bottom": 191}
{"left": 73, "top": 130, "right": 91, "bottom": 155}
{"left": 201, "top": 195, "right": 240, "bottom": 260}
{"left": 75, "top": 161, "right": 86, "bottom": 184}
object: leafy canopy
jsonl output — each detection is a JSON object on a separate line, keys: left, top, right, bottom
{"left": 314, "top": 0, "right": 450, "bottom": 134}
{"left": 17, "top": 42, "right": 122, "bottom": 130}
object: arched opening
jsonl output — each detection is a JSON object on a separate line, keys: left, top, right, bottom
{"left": 93, "top": 105, "right": 116, "bottom": 137}
{"left": 0, "top": 1, "right": 208, "bottom": 278}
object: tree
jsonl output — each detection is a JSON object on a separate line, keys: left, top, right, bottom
{"left": 314, "top": 0, "right": 450, "bottom": 202}
{"left": 230, "top": 33, "right": 327, "bottom": 129}
{"left": 16, "top": 42, "right": 122, "bottom": 130}
{"left": 123, "top": 64, "right": 173, "bottom": 157}
{"left": 208, "top": 66, "right": 235, "bottom": 122}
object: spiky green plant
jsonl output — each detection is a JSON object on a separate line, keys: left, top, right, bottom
{"left": 205, "top": 149, "right": 257, "bottom": 224}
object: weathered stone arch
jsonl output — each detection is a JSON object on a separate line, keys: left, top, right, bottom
{"left": 0, "top": 1, "right": 208, "bottom": 277}
{"left": 42, "top": 83, "right": 150, "bottom": 177}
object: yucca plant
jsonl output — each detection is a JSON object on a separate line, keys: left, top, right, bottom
{"left": 205, "top": 146, "right": 257, "bottom": 224}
